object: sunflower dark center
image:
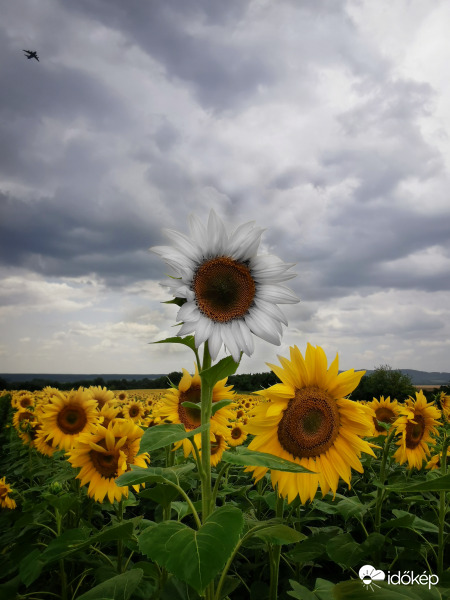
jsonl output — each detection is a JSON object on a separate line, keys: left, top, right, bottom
{"left": 0, "top": 485, "right": 7, "bottom": 499}
{"left": 373, "top": 407, "right": 396, "bottom": 432}
{"left": 89, "top": 442, "right": 119, "bottom": 478}
{"left": 405, "top": 415, "right": 425, "bottom": 449}
{"left": 193, "top": 257, "right": 256, "bottom": 322}
{"left": 277, "top": 387, "right": 340, "bottom": 458}
{"left": 231, "top": 426, "right": 242, "bottom": 440}
{"left": 211, "top": 435, "right": 223, "bottom": 455}
{"left": 57, "top": 405, "right": 88, "bottom": 434}
{"left": 129, "top": 405, "right": 140, "bottom": 418}
{"left": 178, "top": 384, "right": 202, "bottom": 429}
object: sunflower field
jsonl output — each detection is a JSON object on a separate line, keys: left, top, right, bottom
{"left": 1, "top": 211, "right": 449, "bottom": 600}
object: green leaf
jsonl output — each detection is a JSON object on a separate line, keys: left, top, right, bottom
{"left": 326, "top": 533, "right": 364, "bottom": 568}
{"left": 287, "top": 528, "right": 342, "bottom": 563}
{"left": 181, "top": 401, "right": 201, "bottom": 412}
{"left": 139, "top": 505, "right": 244, "bottom": 594}
{"left": 43, "top": 493, "right": 78, "bottom": 515}
{"left": 19, "top": 549, "right": 44, "bottom": 587}
{"left": 76, "top": 569, "right": 143, "bottom": 600}
{"left": 153, "top": 335, "right": 196, "bottom": 352}
{"left": 221, "top": 447, "right": 317, "bottom": 473}
{"left": 252, "top": 525, "right": 305, "bottom": 545}
{"left": 163, "top": 298, "right": 187, "bottom": 307}
{"left": 139, "top": 423, "right": 208, "bottom": 453}
{"left": 333, "top": 579, "right": 441, "bottom": 600}
{"left": 201, "top": 356, "right": 240, "bottom": 388}
{"left": 211, "top": 399, "right": 234, "bottom": 415}
{"left": 288, "top": 580, "right": 318, "bottom": 600}
{"left": 42, "top": 522, "right": 134, "bottom": 563}
{"left": 391, "top": 510, "right": 439, "bottom": 534}
{"left": 314, "top": 578, "right": 335, "bottom": 600}
{"left": 386, "top": 472, "right": 450, "bottom": 492}
{"left": 116, "top": 463, "right": 195, "bottom": 487}
{"left": 334, "top": 495, "right": 369, "bottom": 521}
{"left": 139, "top": 483, "right": 180, "bottom": 506}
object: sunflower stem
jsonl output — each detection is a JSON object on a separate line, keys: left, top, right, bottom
{"left": 212, "top": 463, "right": 230, "bottom": 506}
{"left": 437, "top": 432, "right": 449, "bottom": 577}
{"left": 199, "top": 342, "right": 213, "bottom": 522}
{"left": 55, "top": 508, "right": 68, "bottom": 600}
{"left": 269, "top": 493, "right": 285, "bottom": 600}
{"left": 374, "top": 428, "right": 396, "bottom": 536}
{"left": 116, "top": 499, "right": 124, "bottom": 574}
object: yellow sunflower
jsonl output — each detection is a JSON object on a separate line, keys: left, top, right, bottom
{"left": 15, "top": 393, "right": 35, "bottom": 411}
{"left": 227, "top": 422, "right": 248, "bottom": 447}
{"left": 88, "top": 386, "right": 115, "bottom": 409}
{"left": 115, "top": 391, "right": 129, "bottom": 404}
{"left": 367, "top": 396, "right": 401, "bottom": 436}
{"left": 34, "top": 427, "right": 58, "bottom": 457}
{"left": 12, "top": 410, "right": 38, "bottom": 447}
{"left": 155, "top": 365, "right": 235, "bottom": 457}
{"left": 210, "top": 433, "right": 228, "bottom": 467}
{"left": 393, "top": 391, "right": 441, "bottom": 469}
{"left": 67, "top": 420, "right": 149, "bottom": 503}
{"left": 40, "top": 388, "right": 100, "bottom": 450}
{"left": 426, "top": 447, "right": 449, "bottom": 470}
{"left": 438, "top": 391, "right": 450, "bottom": 420}
{"left": 0, "top": 477, "right": 16, "bottom": 509}
{"left": 245, "top": 344, "right": 375, "bottom": 504}
{"left": 123, "top": 400, "right": 145, "bottom": 423}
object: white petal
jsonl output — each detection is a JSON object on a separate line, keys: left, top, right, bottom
{"left": 221, "top": 323, "right": 241, "bottom": 363}
{"left": 195, "top": 315, "right": 213, "bottom": 346}
{"left": 254, "top": 298, "right": 288, "bottom": 326}
{"left": 244, "top": 311, "right": 281, "bottom": 345}
{"left": 208, "top": 322, "right": 223, "bottom": 360}
{"left": 228, "top": 222, "right": 264, "bottom": 261}
{"left": 178, "top": 320, "right": 197, "bottom": 336}
{"left": 231, "top": 320, "right": 250, "bottom": 357}
{"left": 189, "top": 214, "right": 207, "bottom": 246}
{"left": 206, "top": 210, "right": 228, "bottom": 257}
{"left": 256, "top": 284, "right": 300, "bottom": 304}
{"left": 238, "top": 319, "right": 255, "bottom": 355}
{"left": 250, "top": 254, "right": 297, "bottom": 282}
{"left": 163, "top": 229, "right": 203, "bottom": 262}
{"left": 177, "top": 301, "right": 200, "bottom": 323}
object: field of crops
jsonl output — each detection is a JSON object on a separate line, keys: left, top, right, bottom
{"left": 0, "top": 375, "right": 449, "bottom": 600}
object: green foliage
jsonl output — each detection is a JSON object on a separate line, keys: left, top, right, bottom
{"left": 354, "top": 364, "right": 416, "bottom": 401}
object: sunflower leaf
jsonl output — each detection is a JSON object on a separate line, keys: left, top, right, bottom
{"left": 163, "top": 297, "right": 187, "bottom": 307}
{"left": 138, "top": 505, "right": 244, "bottom": 594}
{"left": 201, "top": 356, "right": 240, "bottom": 388}
{"left": 181, "top": 401, "right": 201, "bottom": 412}
{"left": 116, "top": 464, "right": 195, "bottom": 487}
{"left": 385, "top": 472, "right": 450, "bottom": 492}
{"left": 211, "top": 399, "right": 234, "bottom": 415}
{"left": 152, "top": 335, "right": 197, "bottom": 353}
{"left": 221, "top": 447, "right": 317, "bottom": 474}
{"left": 76, "top": 569, "right": 143, "bottom": 600}
{"left": 139, "top": 423, "right": 208, "bottom": 453}
{"left": 251, "top": 525, "right": 306, "bottom": 545}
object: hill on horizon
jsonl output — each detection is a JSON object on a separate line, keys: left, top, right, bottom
{"left": 1, "top": 368, "right": 449, "bottom": 386}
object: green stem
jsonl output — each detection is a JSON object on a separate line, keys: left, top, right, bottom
{"left": 165, "top": 474, "right": 202, "bottom": 529}
{"left": 116, "top": 500, "right": 124, "bottom": 574}
{"left": 269, "top": 493, "right": 285, "bottom": 600}
{"left": 212, "top": 463, "right": 230, "bottom": 506}
{"left": 55, "top": 508, "right": 68, "bottom": 600}
{"left": 374, "top": 428, "right": 395, "bottom": 534}
{"left": 199, "top": 342, "right": 213, "bottom": 522}
{"left": 438, "top": 433, "right": 449, "bottom": 577}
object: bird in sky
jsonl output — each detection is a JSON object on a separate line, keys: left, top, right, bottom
{"left": 23, "top": 50, "right": 39, "bottom": 61}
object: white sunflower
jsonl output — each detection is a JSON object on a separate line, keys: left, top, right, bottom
{"left": 151, "top": 210, "right": 298, "bottom": 361}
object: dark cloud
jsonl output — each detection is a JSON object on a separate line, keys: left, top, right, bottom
{"left": 0, "top": 191, "right": 166, "bottom": 286}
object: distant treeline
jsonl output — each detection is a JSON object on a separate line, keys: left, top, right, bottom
{"left": 0, "top": 371, "right": 281, "bottom": 392}
{"left": 1, "top": 366, "right": 447, "bottom": 399}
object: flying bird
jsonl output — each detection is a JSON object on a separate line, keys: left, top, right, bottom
{"left": 23, "top": 50, "right": 39, "bottom": 61}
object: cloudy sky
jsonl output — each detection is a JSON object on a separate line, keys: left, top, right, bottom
{"left": 1, "top": 0, "right": 450, "bottom": 375}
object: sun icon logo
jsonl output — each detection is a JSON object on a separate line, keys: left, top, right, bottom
{"left": 359, "top": 565, "right": 385, "bottom": 591}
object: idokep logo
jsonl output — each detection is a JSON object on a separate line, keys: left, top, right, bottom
{"left": 359, "top": 565, "right": 385, "bottom": 591}
{"left": 359, "top": 564, "right": 439, "bottom": 591}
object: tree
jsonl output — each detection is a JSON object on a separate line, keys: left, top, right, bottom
{"left": 353, "top": 364, "right": 415, "bottom": 402}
